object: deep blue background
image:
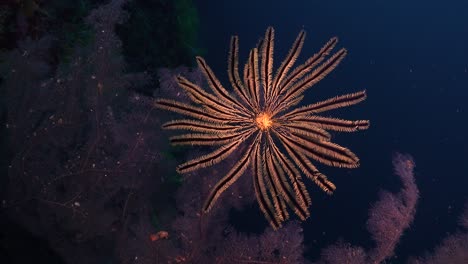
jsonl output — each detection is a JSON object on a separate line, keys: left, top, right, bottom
{"left": 195, "top": 0, "right": 468, "bottom": 262}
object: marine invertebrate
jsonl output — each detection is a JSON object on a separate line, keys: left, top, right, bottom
{"left": 156, "top": 27, "right": 369, "bottom": 229}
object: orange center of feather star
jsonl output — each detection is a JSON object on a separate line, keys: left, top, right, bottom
{"left": 256, "top": 112, "right": 273, "bottom": 131}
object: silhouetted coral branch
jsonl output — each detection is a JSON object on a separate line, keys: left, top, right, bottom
{"left": 366, "top": 153, "right": 419, "bottom": 263}
{"left": 317, "top": 152, "right": 419, "bottom": 264}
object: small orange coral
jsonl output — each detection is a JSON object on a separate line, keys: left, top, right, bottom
{"left": 150, "top": 231, "right": 169, "bottom": 241}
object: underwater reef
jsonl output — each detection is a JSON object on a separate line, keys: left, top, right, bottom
{"left": 0, "top": 1, "right": 467, "bottom": 263}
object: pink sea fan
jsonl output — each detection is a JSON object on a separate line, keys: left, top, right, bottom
{"left": 366, "top": 153, "right": 419, "bottom": 263}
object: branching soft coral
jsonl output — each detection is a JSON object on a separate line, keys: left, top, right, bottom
{"left": 317, "top": 153, "right": 419, "bottom": 264}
